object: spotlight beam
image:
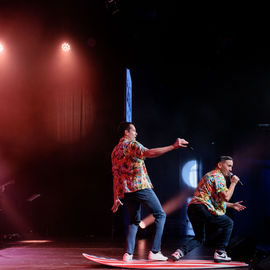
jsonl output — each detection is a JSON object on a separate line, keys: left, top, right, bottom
{"left": 139, "top": 188, "right": 194, "bottom": 229}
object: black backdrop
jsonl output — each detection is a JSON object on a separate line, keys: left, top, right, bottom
{"left": 0, "top": 1, "right": 269, "bottom": 248}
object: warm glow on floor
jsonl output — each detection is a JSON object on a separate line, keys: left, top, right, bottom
{"left": 18, "top": 240, "right": 53, "bottom": 244}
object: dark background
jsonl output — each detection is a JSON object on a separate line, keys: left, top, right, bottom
{"left": 0, "top": 0, "right": 269, "bottom": 248}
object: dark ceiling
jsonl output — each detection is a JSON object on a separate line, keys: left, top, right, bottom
{"left": 1, "top": 0, "right": 270, "bottom": 66}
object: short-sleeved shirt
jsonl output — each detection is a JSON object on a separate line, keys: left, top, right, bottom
{"left": 189, "top": 169, "right": 228, "bottom": 216}
{"left": 111, "top": 137, "right": 153, "bottom": 199}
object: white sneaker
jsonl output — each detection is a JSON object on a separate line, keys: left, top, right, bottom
{"left": 214, "top": 250, "right": 231, "bottom": 263}
{"left": 148, "top": 251, "right": 168, "bottom": 261}
{"left": 123, "top": 253, "right": 133, "bottom": 262}
{"left": 171, "top": 249, "right": 184, "bottom": 261}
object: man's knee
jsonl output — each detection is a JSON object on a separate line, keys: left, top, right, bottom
{"left": 225, "top": 216, "right": 234, "bottom": 229}
{"left": 228, "top": 218, "right": 234, "bottom": 228}
{"left": 154, "top": 209, "right": 166, "bottom": 220}
{"left": 161, "top": 210, "right": 166, "bottom": 219}
{"left": 194, "top": 237, "right": 204, "bottom": 245}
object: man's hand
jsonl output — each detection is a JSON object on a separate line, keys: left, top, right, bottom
{"left": 173, "top": 138, "right": 189, "bottom": 149}
{"left": 231, "top": 201, "right": 246, "bottom": 212}
{"left": 111, "top": 198, "right": 123, "bottom": 213}
{"left": 230, "top": 175, "right": 240, "bottom": 185}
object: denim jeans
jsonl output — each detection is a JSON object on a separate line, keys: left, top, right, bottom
{"left": 124, "top": 188, "right": 166, "bottom": 254}
{"left": 180, "top": 203, "right": 233, "bottom": 254}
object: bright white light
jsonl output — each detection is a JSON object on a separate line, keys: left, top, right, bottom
{"left": 0, "top": 43, "right": 4, "bottom": 53}
{"left": 186, "top": 197, "right": 195, "bottom": 236}
{"left": 181, "top": 160, "right": 198, "bottom": 188}
{"left": 61, "top": 42, "right": 71, "bottom": 52}
{"left": 126, "top": 68, "right": 132, "bottom": 122}
{"left": 139, "top": 221, "right": 146, "bottom": 229}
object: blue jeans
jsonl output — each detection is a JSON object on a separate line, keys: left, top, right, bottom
{"left": 180, "top": 204, "right": 233, "bottom": 254}
{"left": 124, "top": 188, "right": 166, "bottom": 254}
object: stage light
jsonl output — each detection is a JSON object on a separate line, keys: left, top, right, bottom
{"left": 61, "top": 42, "right": 71, "bottom": 52}
{"left": 182, "top": 160, "right": 198, "bottom": 188}
{"left": 105, "top": 0, "right": 120, "bottom": 15}
{"left": 0, "top": 43, "right": 4, "bottom": 53}
{"left": 139, "top": 221, "right": 146, "bottom": 229}
{"left": 186, "top": 198, "right": 195, "bottom": 236}
{"left": 125, "top": 68, "right": 132, "bottom": 122}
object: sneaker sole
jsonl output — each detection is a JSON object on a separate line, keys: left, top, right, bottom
{"left": 148, "top": 258, "right": 168, "bottom": 261}
{"left": 170, "top": 257, "right": 181, "bottom": 261}
{"left": 214, "top": 259, "right": 232, "bottom": 263}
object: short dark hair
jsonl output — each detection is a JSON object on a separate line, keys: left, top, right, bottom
{"left": 117, "top": 121, "right": 133, "bottom": 137}
{"left": 216, "top": 156, "right": 233, "bottom": 165}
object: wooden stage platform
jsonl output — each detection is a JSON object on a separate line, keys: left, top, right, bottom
{"left": 0, "top": 237, "right": 250, "bottom": 270}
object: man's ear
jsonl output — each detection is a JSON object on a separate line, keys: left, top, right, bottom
{"left": 217, "top": 162, "right": 222, "bottom": 169}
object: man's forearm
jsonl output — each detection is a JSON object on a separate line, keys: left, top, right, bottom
{"left": 113, "top": 178, "right": 121, "bottom": 201}
{"left": 224, "top": 183, "right": 236, "bottom": 201}
{"left": 144, "top": 145, "right": 175, "bottom": 158}
{"left": 226, "top": 202, "right": 233, "bottom": 208}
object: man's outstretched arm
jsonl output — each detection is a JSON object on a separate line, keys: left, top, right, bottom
{"left": 144, "top": 138, "right": 189, "bottom": 158}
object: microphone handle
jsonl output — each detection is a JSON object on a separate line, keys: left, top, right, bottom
{"left": 229, "top": 172, "right": 244, "bottom": 186}
{"left": 187, "top": 145, "right": 194, "bottom": 150}
{"left": 238, "top": 179, "right": 244, "bottom": 186}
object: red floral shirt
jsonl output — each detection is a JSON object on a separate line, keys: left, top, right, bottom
{"left": 189, "top": 169, "right": 228, "bottom": 215}
{"left": 111, "top": 137, "right": 153, "bottom": 199}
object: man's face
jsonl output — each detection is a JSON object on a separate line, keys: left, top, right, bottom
{"left": 218, "top": 160, "right": 233, "bottom": 177}
{"left": 125, "top": 124, "right": 137, "bottom": 140}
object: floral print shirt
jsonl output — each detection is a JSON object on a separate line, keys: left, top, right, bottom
{"left": 111, "top": 137, "right": 153, "bottom": 199}
{"left": 189, "top": 169, "right": 228, "bottom": 215}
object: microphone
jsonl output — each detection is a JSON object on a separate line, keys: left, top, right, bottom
{"left": 187, "top": 145, "right": 194, "bottom": 150}
{"left": 183, "top": 144, "right": 194, "bottom": 150}
{"left": 228, "top": 172, "right": 243, "bottom": 186}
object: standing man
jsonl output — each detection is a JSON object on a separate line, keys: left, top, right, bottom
{"left": 171, "top": 156, "right": 246, "bottom": 263}
{"left": 111, "top": 121, "right": 189, "bottom": 261}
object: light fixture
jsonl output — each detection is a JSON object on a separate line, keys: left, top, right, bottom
{"left": 61, "top": 42, "right": 71, "bottom": 52}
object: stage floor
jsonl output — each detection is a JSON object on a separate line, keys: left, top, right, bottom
{"left": 0, "top": 237, "right": 249, "bottom": 270}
